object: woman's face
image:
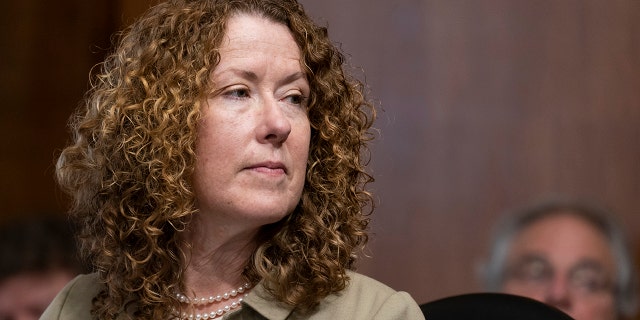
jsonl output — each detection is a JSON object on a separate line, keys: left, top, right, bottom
{"left": 192, "top": 13, "right": 310, "bottom": 230}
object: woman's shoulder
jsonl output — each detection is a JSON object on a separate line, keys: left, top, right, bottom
{"left": 309, "top": 270, "right": 425, "bottom": 319}
{"left": 40, "top": 273, "right": 102, "bottom": 320}
{"left": 341, "top": 270, "right": 419, "bottom": 302}
{"left": 344, "top": 270, "right": 397, "bottom": 295}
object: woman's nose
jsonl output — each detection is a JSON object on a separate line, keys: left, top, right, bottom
{"left": 256, "top": 97, "right": 291, "bottom": 145}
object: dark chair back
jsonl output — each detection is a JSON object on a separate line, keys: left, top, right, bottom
{"left": 420, "top": 293, "right": 574, "bottom": 320}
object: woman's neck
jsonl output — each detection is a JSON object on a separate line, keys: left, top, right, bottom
{"left": 180, "top": 215, "right": 260, "bottom": 296}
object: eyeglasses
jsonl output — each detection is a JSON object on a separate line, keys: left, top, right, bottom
{"left": 505, "top": 255, "right": 615, "bottom": 297}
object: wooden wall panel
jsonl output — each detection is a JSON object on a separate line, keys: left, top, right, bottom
{"left": 0, "top": 0, "right": 116, "bottom": 221}
{"left": 300, "top": 0, "right": 640, "bottom": 304}
{"left": 0, "top": 0, "right": 155, "bottom": 222}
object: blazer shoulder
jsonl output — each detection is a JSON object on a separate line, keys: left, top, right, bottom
{"left": 40, "top": 273, "right": 101, "bottom": 320}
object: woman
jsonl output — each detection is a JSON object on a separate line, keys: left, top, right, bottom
{"left": 43, "top": 0, "right": 424, "bottom": 319}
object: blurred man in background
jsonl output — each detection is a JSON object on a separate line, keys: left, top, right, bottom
{"left": 0, "top": 215, "right": 86, "bottom": 320}
{"left": 481, "top": 198, "right": 638, "bottom": 320}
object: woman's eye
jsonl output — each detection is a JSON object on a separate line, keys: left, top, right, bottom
{"left": 283, "top": 94, "right": 307, "bottom": 106}
{"left": 224, "top": 88, "right": 250, "bottom": 99}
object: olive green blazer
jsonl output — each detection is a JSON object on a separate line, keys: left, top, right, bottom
{"left": 41, "top": 271, "right": 425, "bottom": 319}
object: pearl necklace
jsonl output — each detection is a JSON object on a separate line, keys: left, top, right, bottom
{"left": 172, "top": 283, "right": 252, "bottom": 320}
{"left": 175, "top": 283, "right": 251, "bottom": 305}
{"left": 171, "top": 294, "right": 247, "bottom": 319}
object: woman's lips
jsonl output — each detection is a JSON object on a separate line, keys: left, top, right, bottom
{"left": 246, "top": 161, "right": 287, "bottom": 175}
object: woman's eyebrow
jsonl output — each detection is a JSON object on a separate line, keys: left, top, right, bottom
{"left": 276, "top": 72, "right": 307, "bottom": 87}
{"left": 213, "top": 68, "right": 259, "bottom": 82}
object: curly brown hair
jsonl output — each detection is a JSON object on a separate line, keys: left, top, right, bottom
{"left": 56, "top": 0, "right": 375, "bottom": 318}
